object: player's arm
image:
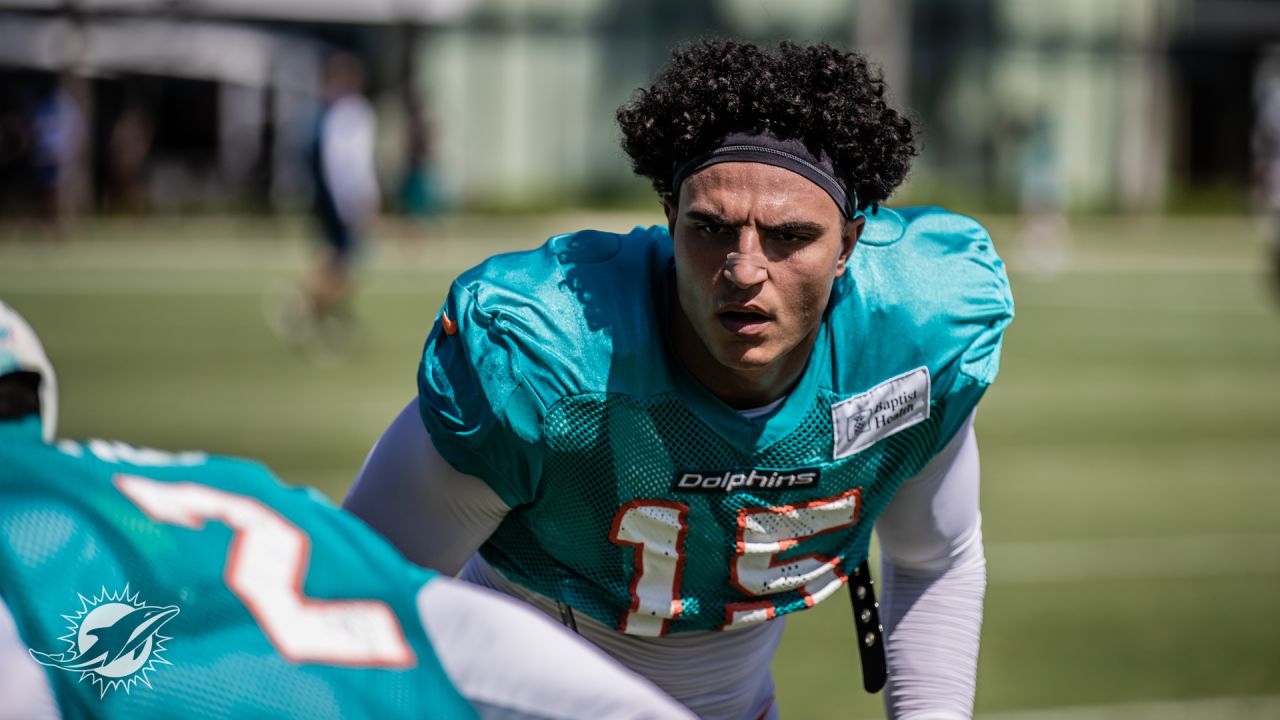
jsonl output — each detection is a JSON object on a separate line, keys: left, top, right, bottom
{"left": 874, "top": 411, "right": 985, "bottom": 720}
{"left": 344, "top": 399, "right": 509, "bottom": 576}
{"left": 417, "top": 576, "right": 696, "bottom": 720}
{"left": 0, "top": 597, "right": 60, "bottom": 720}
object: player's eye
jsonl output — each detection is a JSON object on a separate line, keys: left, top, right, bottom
{"left": 696, "top": 222, "right": 727, "bottom": 236}
{"left": 770, "top": 229, "right": 812, "bottom": 245}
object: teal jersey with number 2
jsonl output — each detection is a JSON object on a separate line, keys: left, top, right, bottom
{"left": 419, "top": 206, "right": 1014, "bottom": 636}
{"left": 0, "top": 418, "right": 477, "bottom": 719}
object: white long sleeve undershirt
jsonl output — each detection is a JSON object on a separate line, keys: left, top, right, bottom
{"left": 877, "top": 412, "right": 985, "bottom": 719}
{"left": 344, "top": 400, "right": 986, "bottom": 719}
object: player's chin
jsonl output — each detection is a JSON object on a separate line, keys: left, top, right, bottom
{"left": 712, "top": 340, "right": 783, "bottom": 371}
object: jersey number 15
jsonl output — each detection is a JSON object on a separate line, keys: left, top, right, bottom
{"left": 608, "top": 487, "right": 862, "bottom": 636}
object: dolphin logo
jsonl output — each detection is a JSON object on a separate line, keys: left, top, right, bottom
{"left": 29, "top": 588, "right": 180, "bottom": 697}
{"left": 31, "top": 604, "right": 179, "bottom": 672}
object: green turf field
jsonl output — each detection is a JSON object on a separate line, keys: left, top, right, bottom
{"left": 2, "top": 212, "right": 1278, "bottom": 718}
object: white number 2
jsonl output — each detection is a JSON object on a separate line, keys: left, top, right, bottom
{"left": 609, "top": 488, "right": 861, "bottom": 636}
{"left": 115, "top": 474, "right": 415, "bottom": 667}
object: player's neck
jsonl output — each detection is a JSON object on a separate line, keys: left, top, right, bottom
{"left": 668, "top": 297, "right": 817, "bottom": 410}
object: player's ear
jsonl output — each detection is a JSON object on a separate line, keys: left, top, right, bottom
{"left": 660, "top": 193, "right": 677, "bottom": 234}
{"left": 835, "top": 215, "right": 864, "bottom": 277}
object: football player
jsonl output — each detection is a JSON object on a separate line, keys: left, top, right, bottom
{"left": 346, "top": 40, "right": 1014, "bottom": 719}
{"left": 0, "top": 301, "right": 694, "bottom": 720}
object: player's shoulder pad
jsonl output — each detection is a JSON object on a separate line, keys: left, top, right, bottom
{"left": 844, "top": 205, "right": 1013, "bottom": 384}
{"left": 417, "top": 225, "right": 669, "bottom": 505}
{"left": 833, "top": 206, "right": 1014, "bottom": 444}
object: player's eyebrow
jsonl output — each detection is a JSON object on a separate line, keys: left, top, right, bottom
{"left": 684, "top": 209, "right": 738, "bottom": 227}
{"left": 684, "top": 209, "right": 826, "bottom": 237}
{"left": 761, "top": 220, "right": 826, "bottom": 236}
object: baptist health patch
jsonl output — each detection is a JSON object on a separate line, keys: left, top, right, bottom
{"left": 831, "top": 366, "right": 931, "bottom": 460}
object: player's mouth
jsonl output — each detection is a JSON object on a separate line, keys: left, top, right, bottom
{"left": 717, "top": 305, "right": 772, "bottom": 335}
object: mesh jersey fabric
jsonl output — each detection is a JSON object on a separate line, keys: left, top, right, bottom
{"left": 418, "top": 206, "right": 1013, "bottom": 636}
{"left": 0, "top": 419, "right": 477, "bottom": 720}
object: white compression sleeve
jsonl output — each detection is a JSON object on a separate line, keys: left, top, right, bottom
{"left": 875, "top": 412, "right": 985, "bottom": 720}
{"left": 418, "top": 576, "right": 696, "bottom": 720}
{"left": 343, "top": 399, "right": 510, "bottom": 575}
{"left": 0, "top": 596, "right": 60, "bottom": 720}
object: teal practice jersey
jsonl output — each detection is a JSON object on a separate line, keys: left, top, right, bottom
{"left": 419, "top": 206, "right": 1014, "bottom": 636}
{"left": 0, "top": 418, "right": 477, "bottom": 719}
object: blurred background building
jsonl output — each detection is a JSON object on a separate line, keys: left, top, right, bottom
{"left": 0, "top": 0, "right": 1273, "bottom": 217}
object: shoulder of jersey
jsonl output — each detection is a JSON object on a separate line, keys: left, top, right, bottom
{"left": 831, "top": 206, "right": 1014, "bottom": 388}
{"left": 0, "top": 434, "right": 279, "bottom": 511}
{"left": 439, "top": 225, "right": 671, "bottom": 397}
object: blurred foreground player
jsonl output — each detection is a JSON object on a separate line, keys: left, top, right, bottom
{"left": 348, "top": 40, "right": 1014, "bottom": 719}
{"left": 0, "top": 301, "right": 693, "bottom": 720}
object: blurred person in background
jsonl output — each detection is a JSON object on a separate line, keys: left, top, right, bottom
{"left": 398, "top": 96, "right": 440, "bottom": 225}
{"left": 386, "top": 95, "right": 442, "bottom": 262}
{"left": 0, "top": 299, "right": 694, "bottom": 720}
{"left": 0, "top": 83, "right": 35, "bottom": 221}
{"left": 106, "top": 104, "right": 153, "bottom": 214}
{"left": 1253, "top": 52, "right": 1280, "bottom": 301}
{"left": 276, "top": 51, "right": 379, "bottom": 356}
{"left": 347, "top": 39, "right": 1013, "bottom": 719}
{"left": 31, "top": 76, "right": 85, "bottom": 238}
{"left": 1014, "top": 108, "right": 1071, "bottom": 279}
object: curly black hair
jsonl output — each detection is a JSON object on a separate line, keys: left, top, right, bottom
{"left": 617, "top": 40, "right": 917, "bottom": 210}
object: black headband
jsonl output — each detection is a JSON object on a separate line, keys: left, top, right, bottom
{"left": 669, "top": 131, "right": 858, "bottom": 218}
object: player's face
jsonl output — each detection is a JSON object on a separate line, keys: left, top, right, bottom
{"left": 665, "top": 162, "right": 862, "bottom": 407}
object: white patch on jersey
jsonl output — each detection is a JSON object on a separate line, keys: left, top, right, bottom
{"left": 831, "top": 366, "right": 931, "bottom": 460}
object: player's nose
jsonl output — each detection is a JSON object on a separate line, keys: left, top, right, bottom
{"left": 723, "top": 232, "right": 768, "bottom": 288}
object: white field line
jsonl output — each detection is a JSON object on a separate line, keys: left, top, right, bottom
{"left": 1, "top": 269, "right": 1273, "bottom": 318}
{"left": 0, "top": 274, "right": 276, "bottom": 295}
{"left": 1053, "top": 255, "right": 1258, "bottom": 274}
{"left": 0, "top": 272, "right": 450, "bottom": 296}
{"left": 0, "top": 244, "right": 1261, "bottom": 274}
{"left": 971, "top": 693, "right": 1280, "bottom": 720}
{"left": 986, "top": 533, "right": 1280, "bottom": 584}
{"left": 1013, "top": 296, "right": 1272, "bottom": 317}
